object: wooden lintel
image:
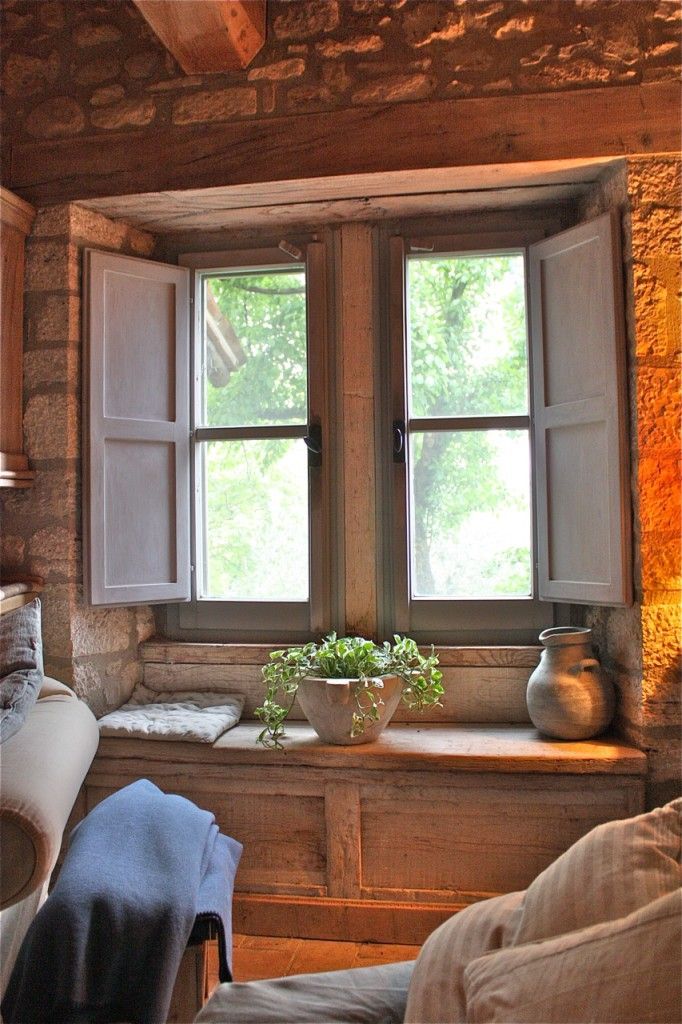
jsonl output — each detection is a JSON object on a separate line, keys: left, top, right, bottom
{"left": 7, "top": 82, "right": 680, "bottom": 208}
{"left": 132, "top": 0, "right": 265, "bottom": 74}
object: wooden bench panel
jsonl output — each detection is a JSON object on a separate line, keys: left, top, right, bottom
{"left": 84, "top": 723, "right": 646, "bottom": 943}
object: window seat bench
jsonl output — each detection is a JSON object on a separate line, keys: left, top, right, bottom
{"left": 83, "top": 723, "right": 646, "bottom": 944}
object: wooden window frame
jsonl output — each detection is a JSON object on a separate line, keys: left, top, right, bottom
{"left": 385, "top": 228, "right": 551, "bottom": 644}
{"left": 166, "top": 243, "right": 331, "bottom": 642}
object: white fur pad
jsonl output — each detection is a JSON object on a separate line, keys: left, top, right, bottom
{"left": 97, "top": 687, "right": 244, "bottom": 743}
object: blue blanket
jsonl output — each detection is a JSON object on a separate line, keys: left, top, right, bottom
{"left": 2, "top": 779, "right": 242, "bottom": 1024}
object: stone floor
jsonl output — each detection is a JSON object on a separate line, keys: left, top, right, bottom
{"left": 206, "top": 933, "right": 420, "bottom": 990}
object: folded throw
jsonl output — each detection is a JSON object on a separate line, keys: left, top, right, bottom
{"left": 2, "top": 779, "right": 242, "bottom": 1024}
{"left": 97, "top": 687, "right": 244, "bottom": 742}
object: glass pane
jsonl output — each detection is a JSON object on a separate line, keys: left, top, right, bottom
{"left": 407, "top": 253, "right": 528, "bottom": 417}
{"left": 201, "top": 268, "right": 307, "bottom": 427}
{"left": 201, "top": 438, "right": 309, "bottom": 601}
{"left": 409, "top": 430, "right": 532, "bottom": 598}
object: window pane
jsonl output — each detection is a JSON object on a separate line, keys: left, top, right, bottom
{"left": 201, "top": 438, "right": 309, "bottom": 601}
{"left": 201, "top": 269, "right": 307, "bottom": 427}
{"left": 407, "top": 254, "right": 528, "bottom": 417}
{"left": 409, "top": 430, "right": 532, "bottom": 598}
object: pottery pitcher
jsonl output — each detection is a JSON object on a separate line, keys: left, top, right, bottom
{"left": 526, "top": 627, "right": 615, "bottom": 740}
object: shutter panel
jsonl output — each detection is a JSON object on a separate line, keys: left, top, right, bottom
{"left": 529, "top": 212, "right": 632, "bottom": 606}
{"left": 84, "top": 250, "right": 191, "bottom": 605}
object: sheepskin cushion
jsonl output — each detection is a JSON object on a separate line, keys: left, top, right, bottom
{"left": 464, "top": 889, "right": 682, "bottom": 1024}
{"left": 513, "top": 798, "right": 682, "bottom": 945}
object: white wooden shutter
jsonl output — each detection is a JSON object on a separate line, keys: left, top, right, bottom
{"left": 84, "top": 250, "right": 191, "bottom": 605}
{"left": 529, "top": 212, "right": 632, "bottom": 606}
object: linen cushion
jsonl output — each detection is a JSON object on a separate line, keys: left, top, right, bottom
{"left": 404, "top": 891, "right": 524, "bottom": 1023}
{"left": 0, "top": 599, "right": 44, "bottom": 745}
{"left": 513, "top": 798, "right": 682, "bottom": 945}
{"left": 195, "top": 961, "right": 414, "bottom": 1024}
{"left": 464, "top": 888, "right": 682, "bottom": 1024}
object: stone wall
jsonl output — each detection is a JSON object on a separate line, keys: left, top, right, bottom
{"left": 581, "top": 157, "right": 681, "bottom": 807}
{"left": 0, "top": 204, "right": 157, "bottom": 716}
{"left": 1, "top": 0, "right": 680, "bottom": 172}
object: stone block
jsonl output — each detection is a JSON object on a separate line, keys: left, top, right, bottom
{"left": 124, "top": 50, "right": 160, "bottom": 80}
{"left": 27, "top": 293, "right": 80, "bottom": 346}
{"left": 631, "top": 204, "right": 681, "bottom": 259}
{"left": 494, "top": 15, "right": 536, "bottom": 40}
{"left": 73, "top": 56, "right": 121, "bottom": 86}
{"left": 71, "top": 606, "right": 135, "bottom": 657}
{"left": 640, "top": 531, "right": 681, "bottom": 593}
{"left": 135, "top": 605, "right": 157, "bottom": 645}
{"left": 90, "top": 85, "right": 126, "bottom": 107}
{"left": 248, "top": 58, "right": 306, "bottom": 80}
{"left": 72, "top": 659, "right": 108, "bottom": 717}
{"left": 18, "top": 464, "right": 79, "bottom": 526}
{"left": 39, "top": 3, "right": 65, "bottom": 30}
{"left": 146, "top": 76, "right": 203, "bottom": 92}
{"left": 172, "top": 88, "right": 257, "bottom": 125}
{"left": 90, "top": 96, "right": 156, "bottom": 130}
{"left": 24, "top": 393, "right": 79, "bottom": 461}
{"left": 29, "top": 525, "right": 78, "bottom": 565}
{"left": 40, "top": 584, "right": 77, "bottom": 662}
{"left": 24, "top": 347, "right": 80, "bottom": 391}
{"left": 2, "top": 51, "right": 60, "bottom": 97}
{"left": 31, "top": 206, "right": 72, "bottom": 239}
{"left": 73, "top": 21, "right": 123, "bottom": 47}
{"left": 25, "top": 97, "right": 85, "bottom": 139}
{"left": 0, "top": 533, "right": 25, "bottom": 567}
{"left": 286, "top": 84, "right": 334, "bottom": 112}
{"left": 636, "top": 367, "right": 681, "bottom": 450}
{"left": 638, "top": 451, "right": 681, "bottom": 535}
{"left": 628, "top": 158, "right": 681, "bottom": 208}
{"left": 104, "top": 655, "right": 140, "bottom": 705}
{"left": 351, "top": 72, "right": 432, "bottom": 105}
{"left": 316, "top": 35, "right": 383, "bottom": 58}
{"left": 26, "top": 240, "right": 79, "bottom": 291}
{"left": 273, "top": 0, "right": 339, "bottom": 40}
{"left": 68, "top": 205, "right": 155, "bottom": 256}
{"left": 633, "top": 257, "right": 681, "bottom": 362}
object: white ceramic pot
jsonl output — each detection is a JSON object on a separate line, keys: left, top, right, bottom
{"left": 526, "top": 626, "right": 615, "bottom": 740}
{"left": 296, "top": 674, "right": 403, "bottom": 745}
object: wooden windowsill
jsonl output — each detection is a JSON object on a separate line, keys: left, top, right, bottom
{"left": 96, "top": 722, "right": 646, "bottom": 776}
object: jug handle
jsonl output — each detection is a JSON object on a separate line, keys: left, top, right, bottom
{"left": 325, "top": 680, "right": 351, "bottom": 706}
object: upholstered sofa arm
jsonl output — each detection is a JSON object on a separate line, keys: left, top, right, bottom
{"left": 0, "top": 679, "right": 99, "bottom": 910}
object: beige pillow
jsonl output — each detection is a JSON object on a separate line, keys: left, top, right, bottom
{"left": 404, "top": 891, "right": 524, "bottom": 1024}
{"left": 513, "top": 798, "right": 682, "bottom": 945}
{"left": 464, "top": 889, "right": 682, "bottom": 1024}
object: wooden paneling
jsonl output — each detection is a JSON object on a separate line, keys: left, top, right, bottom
{"left": 530, "top": 212, "right": 632, "bottom": 605}
{"left": 8, "top": 83, "right": 678, "bottom": 206}
{"left": 337, "top": 223, "right": 378, "bottom": 636}
{"left": 84, "top": 249, "right": 191, "bottom": 605}
{"left": 0, "top": 187, "right": 35, "bottom": 488}
{"left": 132, "top": 1, "right": 265, "bottom": 74}
{"left": 85, "top": 724, "right": 645, "bottom": 943}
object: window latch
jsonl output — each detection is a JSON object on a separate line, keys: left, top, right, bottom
{"left": 393, "top": 420, "right": 406, "bottom": 463}
{"left": 304, "top": 423, "right": 322, "bottom": 467}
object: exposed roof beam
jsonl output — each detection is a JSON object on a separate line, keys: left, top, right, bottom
{"left": 132, "top": 0, "right": 265, "bottom": 73}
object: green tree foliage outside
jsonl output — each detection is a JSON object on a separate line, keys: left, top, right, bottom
{"left": 199, "top": 256, "right": 532, "bottom": 602}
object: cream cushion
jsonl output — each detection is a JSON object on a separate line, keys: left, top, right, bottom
{"left": 513, "top": 797, "right": 682, "bottom": 945}
{"left": 0, "top": 679, "right": 99, "bottom": 909}
{"left": 403, "top": 891, "right": 523, "bottom": 1023}
{"left": 196, "top": 961, "right": 414, "bottom": 1023}
{"left": 464, "top": 888, "right": 682, "bottom": 1023}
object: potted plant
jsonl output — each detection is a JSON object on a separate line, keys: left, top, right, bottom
{"left": 255, "top": 633, "right": 443, "bottom": 748}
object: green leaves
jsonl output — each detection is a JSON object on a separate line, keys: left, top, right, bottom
{"left": 254, "top": 633, "right": 443, "bottom": 747}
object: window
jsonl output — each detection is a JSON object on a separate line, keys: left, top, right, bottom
{"left": 85, "top": 212, "right": 631, "bottom": 638}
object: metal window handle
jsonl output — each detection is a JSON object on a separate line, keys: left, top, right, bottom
{"left": 393, "top": 420, "right": 406, "bottom": 463}
{"left": 304, "top": 424, "right": 322, "bottom": 466}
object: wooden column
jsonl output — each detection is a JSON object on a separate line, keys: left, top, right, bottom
{"left": 0, "top": 186, "right": 36, "bottom": 488}
{"left": 337, "top": 223, "right": 378, "bottom": 636}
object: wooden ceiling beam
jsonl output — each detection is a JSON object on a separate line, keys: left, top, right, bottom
{"left": 132, "top": 0, "right": 265, "bottom": 73}
{"left": 7, "top": 83, "right": 680, "bottom": 207}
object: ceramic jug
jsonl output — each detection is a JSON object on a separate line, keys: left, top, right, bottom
{"left": 526, "top": 627, "right": 615, "bottom": 740}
